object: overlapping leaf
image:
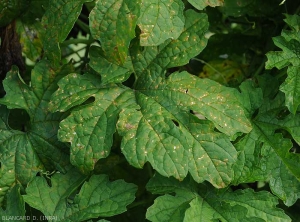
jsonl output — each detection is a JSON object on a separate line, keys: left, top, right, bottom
{"left": 133, "top": 10, "right": 209, "bottom": 85}
{"left": 16, "top": 20, "right": 43, "bottom": 62}
{"left": 266, "top": 14, "right": 300, "bottom": 114}
{"left": 89, "top": 46, "right": 133, "bottom": 84}
{"left": 51, "top": 9, "right": 251, "bottom": 187}
{"left": 232, "top": 80, "right": 300, "bottom": 206}
{"left": 146, "top": 174, "right": 291, "bottom": 222}
{"left": 0, "top": 61, "right": 72, "bottom": 205}
{"left": 188, "top": 0, "right": 224, "bottom": 10}
{"left": 137, "top": 0, "right": 185, "bottom": 46}
{"left": 90, "top": 0, "right": 140, "bottom": 64}
{"left": 49, "top": 74, "right": 136, "bottom": 173}
{"left": 41, "top": 0, "right": 91, "bottom": 66}
{"left": 23, "top": 168, "right": 137, "bottom": 221}
{"left": 0, "top": 185, "right": 25, "bottom": 220}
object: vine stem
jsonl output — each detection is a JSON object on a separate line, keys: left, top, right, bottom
{"left": 191, "top": 58, "right": 227, "bottom": 83}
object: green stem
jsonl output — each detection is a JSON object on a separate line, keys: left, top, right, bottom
{"left": 76, "top": 18, "right": 90, "bottom": 34}
{"left": 127, "top": 200, "right": 149, "bottom": 209}
{"left": 60, "top": 38, "right": 94, "bottom": 47}
{"left": 191, "top": 58, "right": 227, "bottom": 83}
{"left": 62, "top": 46, "right": 86, "bottom": 58}
{"left": 252, "top": 60, "right": 266, "bottom": 78}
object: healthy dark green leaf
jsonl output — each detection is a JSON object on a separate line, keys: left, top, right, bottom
{"left": 233, "top": 81, "right": 300, "bottom": 206}
{"left": 41, "top": 0, "right": 91, "bottom": 66}
{"left": 266, "top": 14, "right": 300, "bottom": 114}
{"left": 0, "top": 185, "right": 25, "bottom": 219}
{"left": 23, "top": 168, "right": 137, "bottom": 221}
{"left": 0, "top": 61, "right": 73, "bottom": 204}
{"left": 146, "top": 174, "right": 291, "bottom": 222}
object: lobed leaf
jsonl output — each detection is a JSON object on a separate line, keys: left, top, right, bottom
{"left": 0, "top": 61, "right": 73, "bottom": 204}
{"left": 89, "top": 0, "right": 140, "bottom": 64}
{"left": 51, "top": 8, "right": 250, "bottom": 187}
{"left": 280, "top": 66, "right": 300, "bottom": 114}
{"left": 146, "top": 174, "right": 291, "bottom": 222}
{"left": 233, "top": 82, "right": 300, "bottom": 206}
{"left": 89, "top": 46, "right": 133, "bottom": 84}
{"left": 133, "top": 10, "right": 209, "bottom": 85}
{"left": 188, "top": 0, "right": 224, "bottom": 10}
{"left": 23, "top": 168, "right": 137, "bottom": 221}
{"left": 137, "top": 0, "right": 185, "bottom": 46}
{"left": 265, "top": 14, "right": 300, "bottom": 113}
{"left": 16, "top": 19, "right": 43, "bottom": 62}
{"left": 50, "top": 74, "right": 136, "bottom": 173}
{"left": 41, "top": 0, "right": 91, "bottom": 66}
{"left": 0, "top": 185, "right": 25, "bottom": 219}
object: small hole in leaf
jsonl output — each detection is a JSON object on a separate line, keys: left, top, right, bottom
{"left": 290, "top": 140, "right": 300, "bottom": 154}
{"left": 251, "top": 109, "right": 259, "bottom": 119}
{"left": 8, "top": 109, "right": 30, "bottom": 132}
{"left": 185, "top": 89, "right": 189, "bottom": 93}
{"left": 172, "top": 120, "right": 179, "bottom": 127}
{"left": 123, "top": 73, "right": 136, "bottom": 88}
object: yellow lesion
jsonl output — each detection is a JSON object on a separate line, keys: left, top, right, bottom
{"left": 198, "top": 59, "right": 247, "bottom": 86}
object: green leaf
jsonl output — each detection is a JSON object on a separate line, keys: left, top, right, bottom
{"left": 23, "top": 169, "right": 137, "bottom": 221}
{"left": 137, "top": 0, "right": 185, "bottom": 46}
{"left": 51, "top": 70, "right": 250, "bottom": 187}
{"left": 89, "top": 46, "right": 133, "bottom": 84}
{"left": 49, "top": 74, "right": 136, "bottom": 173}
{"left": 0, "top": 185, "right": 25, "bottom": 220}
{"left": 16, "top": 19, "right": 43, "bottom": 62}
{"left": 89, "top": 0, "right": 140, "bottom": 64}
{"left": 51, "top": 10, "right": 250, "bottom": 187}
{"left": 265, "top": 36, "right": 300, "bottom": 70}
{"left": 0, "top": 61, "right": 73, "bottom": 204}
{"left": 146, "top": 174, "right": 291, "bottom": 222}
{"left": 279, "top": 66, "right": 300, "bottom": 114}
{"left": 157, "top": 72, "right": 252, "bottom": 136}
{"left": 265, "top": 14, "right": 300, "bottom": 113}
{"left": 233, "top": 83, "right": 300, "bottom": 206}
{"left": 188, "top": 0, "right": 224, "bottom": 10}
{"left": 0, "top": 0, "right": 30, "bottom": 27}
{"left": 41, "top": 0, "right": 91, "bottom": 66}
{"left": 0, "top": 104, "right": 43, "bottom": 206}
{"left": 183, "top": 197, "right": 218, "bottom": 222}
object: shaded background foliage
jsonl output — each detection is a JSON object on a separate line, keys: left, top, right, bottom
{"left": 0, "top": 0, "right": 300, "bottom": 221}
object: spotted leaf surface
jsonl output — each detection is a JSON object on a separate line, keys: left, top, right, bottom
{"left": 23, "top": 169, "right": 137, "bottom": 221}
{"left": 52, "top": 69, "right": 250, "bottom": 187}
{"left": 89, "top": 46, "right": 133, "bottom": 84}
{"left": 133, "top": 10, "right": 209, "bottom": 86}
{"left": 50, "top": 74, "right": 137, "bottom": 173}
{"left": 188, "top": 0, "right": 224, "bottom": 10}
{"left": 0, "top": 61, "right": 73, "bottom": 205}
{"left": 137, "top": 0, "right": 185, "bottom": 46}
{"left": 89, "top": 0, "right": 140, "bottom": 64}
{"left": 51, "top": 9, "right": 250, "bottom": 186}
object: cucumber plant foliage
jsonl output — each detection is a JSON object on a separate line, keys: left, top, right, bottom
{"left": 0, "top": 0, "right": 299, "bottom": 221}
